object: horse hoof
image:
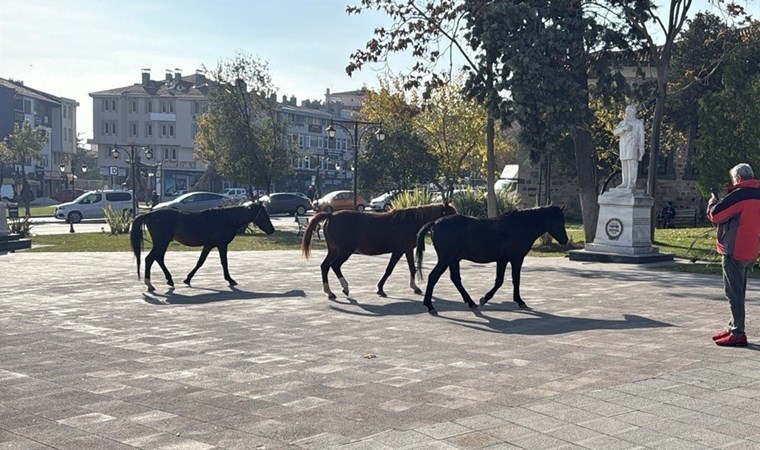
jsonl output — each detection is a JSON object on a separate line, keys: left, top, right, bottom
{"left": 427, "top": 308, "right": 438, "bottom": 316}
{"left": 229, "top": 280, "right": 238, "bottom": 287}
{"left": 518, "top": 303, "right": 531, "bottom": 310}
{"left": 342, "top": 289, "right": 350, "bottom": 296}
{"left": 328, "top": 293, "right": 337, "bottom": 300}
{"left": 146, "top": 286, "right": 156, "bottom": 293}
{"left": 183, "top": 279, "right": 191, "bottom": 286}
{"left": 413, "top": 288, "right": 423, "bottom": 295}
{"left": 468, "top": 303, "right": 479, "bottom": 310}
{"left": 377, "top": 290, "right": 387, "bottom": 297}
{"left": 167, "top": 281, "right": 174, "bottom": 287}
{"left": 479, "top": 297, "right": 488, "bottom": 306}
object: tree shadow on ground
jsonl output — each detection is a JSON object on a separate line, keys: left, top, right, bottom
{"left": 142, "top": 287, "right": 306, "bottom": 305}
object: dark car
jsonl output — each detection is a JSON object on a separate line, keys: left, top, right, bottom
{"left": 50, "top": 189, "right": 85, "bottom": 203}
{"left": 260, "top": 192, "right": 313, "bottom": 215}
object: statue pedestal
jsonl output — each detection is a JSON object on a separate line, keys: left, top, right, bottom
{"left": 569, "top": 188, "right": 673, "bottom": 263}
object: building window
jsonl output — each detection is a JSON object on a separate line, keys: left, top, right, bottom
{"left": 193, "top": 102, "right": 200, "bottom": 114}
{"left": 130, "top": 100, "right": 137, "bottom": 113}
{"left": 145, "top": 100, "right": 152, "bottom": 113}
{"left": 163, "top": 147, "right": 177, "bottom": 160}
{"left": 169, "top": 125, "right": 174, "bottom": 137}
{"left": 63, "top": 106, "right": 67, "bottom": 119}
{"left": 160, "top": 100, "right": 174, "bottom": 113}
{"left": 130, "top": 122, "right": 138, "bottom": 137}
{"left": 145, "top": 123, "right": 153, "bottom": 136}
{"left": 24, "top": 99, "right": 31, "bottom": 114}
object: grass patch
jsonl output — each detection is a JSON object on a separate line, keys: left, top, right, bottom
{"left": 30, "top": 230, "right": 327, "bottom": 253}
{"left": 15, "top": 205, "right": 57, "bottom": 217}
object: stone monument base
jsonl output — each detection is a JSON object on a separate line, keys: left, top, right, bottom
{"left": 0, "top": 233, "right": 31, "bottom": 255}
{"left": 568, "top": 188, "right": 673, "bottom": 264}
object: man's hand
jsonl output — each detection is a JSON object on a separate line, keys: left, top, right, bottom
{"left": 708, "top": 192, "right": 719, "bottom": 209}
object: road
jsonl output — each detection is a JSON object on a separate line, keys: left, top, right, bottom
{"left": 28, "top": 213, "right": 312, "bottom": 235}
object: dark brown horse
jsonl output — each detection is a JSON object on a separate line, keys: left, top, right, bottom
{"left": 130, "top": 202, "right": 275, "bottom": 291}
{"left": 301, "top": 203, "right": 456, "bottom": 299}
{"left": 415, "top": 205, "right": 569, "bottom": 314}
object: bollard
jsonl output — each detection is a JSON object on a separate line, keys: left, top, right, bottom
{"left": 68, "top": 219, "right": 75, "bottom": 233}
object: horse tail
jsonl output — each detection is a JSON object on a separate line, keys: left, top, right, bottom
{"left": 415, "top": 221, "right": 437, "bottom": 281}
{"left": 130, "top": 213, "right": 148, "bottom": 279}
{"left": 301, "top": 212, "right": 330, "bottom": 259}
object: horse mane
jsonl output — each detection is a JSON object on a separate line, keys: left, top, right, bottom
{"left": 501, "top": 205, "right": 562, "bottom": 224}
{"left": 201, "top": 204, "right": 252, "bottom": 224}
{"left": 391, "top": 203, "right": 448, "bottom": 226}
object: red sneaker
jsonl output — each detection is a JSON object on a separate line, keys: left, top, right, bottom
{"left": 715, "top": 334, "right": 748, "bottom": 347}
{"left": 712, "top": 329, "right": 731, "bottom": 341}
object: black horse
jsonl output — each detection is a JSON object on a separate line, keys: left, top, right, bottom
{"left": 415, "top": 205, "right": 569, "bottom": 314}
{"left": 130, "top": 202, "right": 275, "bottom": 291}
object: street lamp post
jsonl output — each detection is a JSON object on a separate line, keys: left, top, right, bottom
{"left": 111, "top": 144, "right": 153, "bottom": 217}
{"left": 326, "top": 119, "right": 385, "bottom": 210}
{"left": 305, "top": 151, "right": 331, "bottom": 198}
{"left": 59, "top": 162, "right": 87, "bottom": 191}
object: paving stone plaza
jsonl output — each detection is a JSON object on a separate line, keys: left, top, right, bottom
{"left": 2, "top": 250, "right": 760, "bottom": 449}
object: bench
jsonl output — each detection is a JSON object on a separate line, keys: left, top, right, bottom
{"left": 295, "top": 215, "right": 321, "bottom": 240}
{"left": 658, "top": 208, "right": 697, "bottom": 228}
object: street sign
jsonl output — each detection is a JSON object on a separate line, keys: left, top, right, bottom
{"left": 109, "top": 166, "right": 118, "bottom": 176}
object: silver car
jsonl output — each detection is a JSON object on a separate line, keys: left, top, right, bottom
{"left": 152, "top": 192, "right": 234, "bottom": 212}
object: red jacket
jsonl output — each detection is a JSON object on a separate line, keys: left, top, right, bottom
{"left": 707, "top": 179, "right": 760, "bottom": 261}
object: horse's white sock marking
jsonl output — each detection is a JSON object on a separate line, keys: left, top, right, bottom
{"left": 339, "top": 277, "right": 349, "bottom": 292}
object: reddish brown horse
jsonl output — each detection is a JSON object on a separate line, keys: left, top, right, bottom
{"left": 301, "top": 203, "right": 456, "bottom": 299}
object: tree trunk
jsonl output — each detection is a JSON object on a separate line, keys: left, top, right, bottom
{"left": 646, "top": 63, "right": 669, "bottom": 239}
{"left": 573, "top": 127, "right": 598, "bottom": 242}
{"left": 485, "top": 113, "right": 497, "bottom": 217}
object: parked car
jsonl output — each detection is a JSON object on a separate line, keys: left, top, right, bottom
{"left": 222, "top": 188, "right": 248, "bottom": 202}
{"left": 50, "top": 189, "right": 85, "bottom": 203}
{"left": 260, "top": 192, "right": 313, "bottom": 215}
{"left": 1, "top": 184, "right": 14, "bottom": 202}
{"left": 369, "top": 191, "right": 399, "bottom": 212}
{"left": 54, "top": 190, "right": 133, "bottom": 223}
{"left": 152, "top": 192, "right": 233, "bottom": 212}
{"left": 312, "top": 190, "right": 367, "bottom": 213}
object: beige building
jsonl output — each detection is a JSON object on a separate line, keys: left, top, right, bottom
{"left": 0, "top": 77, "right": 78, "bottom": 198}
{"left": 89, "top": 69, "right": 210, "bottom": 197}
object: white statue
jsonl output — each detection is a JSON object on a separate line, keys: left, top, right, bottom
{"left": 613, "top": 105, "right": 646, "bottom": 190}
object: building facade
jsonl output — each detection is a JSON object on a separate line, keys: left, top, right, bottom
{"left": 0, "top": 77, "right": 78, "bottom": 198}
{"left": 89, "top": 69, "right": 209, "bottom": 198}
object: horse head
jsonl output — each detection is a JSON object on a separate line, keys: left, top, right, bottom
{"left": 546, "top": 205, "right": 569, "bottom": 245}
{"left": 249, "top": 201, "right": 275, "bottom": 235}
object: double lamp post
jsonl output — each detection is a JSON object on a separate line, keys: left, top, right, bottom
{"left": 325, "top": 119, "right": 385, "bottom": 209}
{"left": 111, "top": 144, "right": 153, "bottom": 218}
{"left": 59, "top": 161, "right": 87, "bottom": 190}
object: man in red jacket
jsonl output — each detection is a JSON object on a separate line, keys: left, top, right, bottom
{"left": 707, "top": 163, "right": 760, "bottom": 347}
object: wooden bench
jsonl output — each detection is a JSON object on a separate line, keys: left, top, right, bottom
{"left": 295, "top": 215, "right": 321, "bottom": 240}
{"left": 658, "top": 208, "right": 697, "bottom": 228}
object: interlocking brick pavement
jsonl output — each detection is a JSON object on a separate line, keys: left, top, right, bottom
{"left": 1, "top": 250, "right": 759, "bottom": 449}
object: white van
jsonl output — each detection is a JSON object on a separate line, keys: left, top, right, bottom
{"left": 54, "top": 190, "right": 133, "bottom": 223}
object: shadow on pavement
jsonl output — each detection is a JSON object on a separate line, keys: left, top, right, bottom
{"left": 142, "top": 287, "right": 306, "bottom": 305}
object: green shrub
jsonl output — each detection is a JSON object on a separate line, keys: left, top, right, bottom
{"left": 103, "top": 205, "right": 132, "bottom": 234}
{"left": 452, "top": 187, "right": 522, "bottom": 218}
{"left": 7, "top": 215, "right": 32, "bottom": 237}
{"left": 453, "top": 187, "right": 486, "bottom": 217}
{"left": 391, "top": 188, "right": 434, "bottom": 209}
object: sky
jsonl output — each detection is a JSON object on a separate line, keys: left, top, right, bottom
{"left": 1, "top": 0, "right": 757, "bottom": 142}
{"left": 0, "top": 0, "right": 398, "bottom": 141}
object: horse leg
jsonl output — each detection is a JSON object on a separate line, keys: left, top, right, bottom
{"left": 330, "top": 250, "right": 353, "bottom": 296}
{"left": 511, "top": 256, "right": 529, "bottom": 309}
{"left": 144, "top": 242, "right": 169, "bottom": 292}
{"left": 480, "top": 259, "right": 507, "bottom": 306}
{"left": 184, "top": 245, "right": 213, "bottom": 286}
{"left": 320, "top": 250, "right": 338, "bottom": 299}
{"left": 449, "top": 262, "right": 477, "bottom": 310}
{"left": 376, "top": 251, "right": 403, "bottom": 297}
{"left": 217, "top": 244, "right": 237, "bottom": 286}
{"left": 422, "top": 261, "right": 448, "bottom": 315}
{"left": 155, "top": 251, "right": 174, "bottom": 288}
{"left": 405, "top": 250, "right": 423, "bottom": 295}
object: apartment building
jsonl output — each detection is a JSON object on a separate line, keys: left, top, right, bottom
{"left": 0, "top": 77, "right": 78, "bottom": 197}
{"left": 89, "top": 69, "right": 210, "bottom": 196}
